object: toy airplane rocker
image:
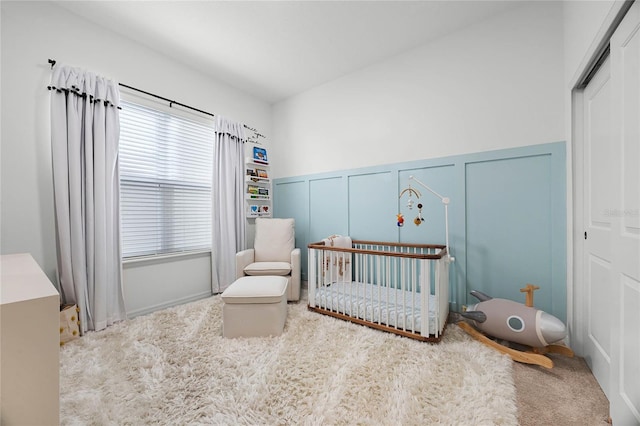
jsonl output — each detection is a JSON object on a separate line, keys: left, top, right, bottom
{"left": 458, "top": 284, "right": 574, "bottom": 369}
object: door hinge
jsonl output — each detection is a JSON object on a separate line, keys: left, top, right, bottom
{"left": 584, "top": 231, "right": 588, "bottom": 240}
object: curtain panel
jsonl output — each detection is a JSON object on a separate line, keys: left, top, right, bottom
{"left": 211, "top": 117, "right": 246, "bottom": 293}
{"left": 49, "top": 65, "right": 126, "bottom": 333}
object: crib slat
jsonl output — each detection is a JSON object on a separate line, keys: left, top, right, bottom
{"left": 434, "top": 257, "right": 440, "bottom": 336}
{"left": 309, "top": 248, "right": 316, "bottom": 307}
{"left": 438, "top": 257, "right": 449, "bottom": 339}
{"left": 421, "top": 259, "right": 430, "bottom": 337}
{"left": 411, "top": 252, "right": 416, "bottom": 332}
{"left": 403, "top": 256, "right": 407, "bottom": 331}
{"left": 377, "top": 251, "right": 381, "bottom": 325}
{"left": 352, "top": 247, "right": 357, "bottom": 319}
{"left": 385, "top": 253, "right": 390, "bottom": 327}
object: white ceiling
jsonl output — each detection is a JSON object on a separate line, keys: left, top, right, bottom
{"left": 56, "top": 1, "right": 523, "bottom": 103}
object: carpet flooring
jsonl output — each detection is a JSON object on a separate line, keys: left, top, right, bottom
{"left": 514, "top": 352, "right": 610, "bottom": 425}
{"left": 60, "top": 288, "right": 610, "bottom": 425}
{"left": 60, "top": 295, "right": 518, "bottom": 425}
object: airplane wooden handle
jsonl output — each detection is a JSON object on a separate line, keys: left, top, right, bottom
{"left": 520, "top": 283, "right": 540, "bottom": 307}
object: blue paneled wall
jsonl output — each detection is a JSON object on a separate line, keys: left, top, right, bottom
{"left": 273, "top": 142, "right": 566, "bottom": 321}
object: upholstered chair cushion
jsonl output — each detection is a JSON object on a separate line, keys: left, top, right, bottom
{"left": 254, "top": 218, "right": 295, "bottom": 262}
{"left": 244, "top": 261, "right": 291, "bottom": 276}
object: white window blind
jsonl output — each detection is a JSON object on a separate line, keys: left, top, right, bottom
{"left": 119, "top": 100, "right": 213, "bottom": 258}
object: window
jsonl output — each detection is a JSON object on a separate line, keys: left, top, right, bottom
{"left": 119, "top": 100, "right": 213, "bottom": 258}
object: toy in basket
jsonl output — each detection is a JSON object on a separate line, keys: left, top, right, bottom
{"left": 458, "top": 284, "right": 574, "bottom": 369}
{"left": 60, "top": 304, "right": 80, "bottom": 346}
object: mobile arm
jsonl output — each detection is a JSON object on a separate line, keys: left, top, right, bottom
{"left": 408, "top": 175, "right": 453, "bottom": 262}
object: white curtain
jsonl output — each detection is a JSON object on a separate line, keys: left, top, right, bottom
{"left": 211, "top": 116, "right": 246, "bottom": 293}
{"left": 49, "top": 65, "right": 126, "bottom": 333}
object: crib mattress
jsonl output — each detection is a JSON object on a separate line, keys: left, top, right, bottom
{"left": 312, "top": 281, "right": 438, "bottom": 334}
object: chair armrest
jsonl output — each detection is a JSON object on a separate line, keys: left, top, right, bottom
{"left": 289, "top": 248, "right": 301, "bottom": 301}
{"left": 235, "top": 249, "right": 255, "bottom": 279}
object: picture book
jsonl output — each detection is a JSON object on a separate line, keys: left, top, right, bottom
{"left": 253, "top": 147, "right": 268, "bottom": 163}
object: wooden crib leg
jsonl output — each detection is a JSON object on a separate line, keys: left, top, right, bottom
{"left": 457, "top": 322, "right": 554, "bottom": 369}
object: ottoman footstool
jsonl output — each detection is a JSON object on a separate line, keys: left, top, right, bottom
{"left": 221, "top": 276, "right": 288, "bottom": 338}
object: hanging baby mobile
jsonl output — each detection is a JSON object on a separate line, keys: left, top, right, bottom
{"left": 398, "top": 184, "right": 424, "bottom": 227}
{"left": 397, "top": 175, "right": 453, "bottom": 263}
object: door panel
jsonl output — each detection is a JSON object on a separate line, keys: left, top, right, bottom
{"left": 621, "top": 275, "right": 640, "bottom": 416}
{"left": 610, "top": 1, "right": 640, "bottom": 423}
{"left": 586, "top": 71, "right": 614, "bottom": 232}
{"left": 587, "top": 255, "right": 612, "bottom": 364}
{"left": 621, "top": 13, "right": 640, "bottom": 235}
{"left": 583, "top": 55, "right": 613, "bottom": 398}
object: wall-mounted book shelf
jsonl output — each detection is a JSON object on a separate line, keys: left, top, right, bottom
{"left": 245, "top": 157, "right": 271, "bottom": 218}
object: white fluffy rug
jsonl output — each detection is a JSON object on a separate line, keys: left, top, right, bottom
{"left": 60, "top": 296, "right": 517, "bottom": 425}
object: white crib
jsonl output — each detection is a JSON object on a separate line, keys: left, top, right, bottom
{"left": 307, "top": 240, "right": 450, "bottom": 342}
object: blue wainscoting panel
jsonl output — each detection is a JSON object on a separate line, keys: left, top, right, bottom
{"left": 465, "top": 154, "right": 555, "bottom": 315}
{"left": 272, "top": 179, "right": 309, "bottom": 278}
{"left": 348, "top": 172, "right": 397, "bottom": 241}
{"left": 309, "top": 177, "right": 348, "bottom": 243}
{"left": 273, "top": 142, "right": 566, "bottom": 320}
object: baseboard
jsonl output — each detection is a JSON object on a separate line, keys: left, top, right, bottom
{"left": 126, "top": 290, "right": 213, "bottom": 318}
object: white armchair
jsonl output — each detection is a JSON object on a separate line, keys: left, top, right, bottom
{"left": 236, "top": 218, "right": 301, "bottom": 301}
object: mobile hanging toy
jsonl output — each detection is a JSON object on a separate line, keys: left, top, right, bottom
{"left": 413, "top": 203, "right": 425, "bottom": 226}
{"left": 396, "top": 213, "right": 405, "bottom": 227}
{"left": 399, "top": 184, "right": 421, "bottom": 210}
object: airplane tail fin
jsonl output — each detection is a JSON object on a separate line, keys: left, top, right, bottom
{"left": 470, "top": 290, "right": 492, "bottom": 301}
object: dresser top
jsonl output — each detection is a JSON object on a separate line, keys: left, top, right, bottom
{"left": 1, "top": 253, "right": 59, "bottom": 305}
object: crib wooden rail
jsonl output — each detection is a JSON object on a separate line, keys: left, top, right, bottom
{"left": 307, "top": 240, "right": 447, "bottom": 260}
{"left": 307, "top": 239, "right": 450, "bottom": 342}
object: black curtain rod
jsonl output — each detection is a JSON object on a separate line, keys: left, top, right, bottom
{"left": 49, "top": 58, "right": 215, "bottom": 118}
{"left": 122, "top": 83, "right": 262, "bottom": 141}
{"left": 47, "top": 58, "right": 265, "bottom": 141}
{"left": 118, "top": 83, "right": 215, "bottom": 118}
{"left": 49, "top": 59, "right": 218, "bottom": 118}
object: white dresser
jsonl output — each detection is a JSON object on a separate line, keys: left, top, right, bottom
{"left": 1, "top": 253, "right": 60, "bottom": 425}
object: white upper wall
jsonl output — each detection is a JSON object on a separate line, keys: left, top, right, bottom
{"left": 2, "top": 0, "right": 621, "bottom": 282}
{"left": 0, "top": 1, "right": 271, "bottom": 281}
{"left": 271, "top": 2, "right": 565, "bottom": 179}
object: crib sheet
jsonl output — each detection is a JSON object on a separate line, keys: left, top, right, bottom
{"left": 313, "top": 281, "right": 437, "bottom": 334}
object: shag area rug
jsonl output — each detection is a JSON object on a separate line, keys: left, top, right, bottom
{"left": 60, "top": 296, "right": 518, "bottom": 425}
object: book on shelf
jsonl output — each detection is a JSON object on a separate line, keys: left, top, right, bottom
{"left": 256, "top": 168, "right": 268, "bottom": 178}
{"left": 248, "top": 205, "right": 271, "bottom": 216}
{"left": 247, "top": 185, "right": 259, "bottom": 194}
{"left": 252, "top": 147, "right": 268, "bottom": 164}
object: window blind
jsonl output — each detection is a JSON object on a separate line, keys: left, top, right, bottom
{"left": 119, "top": 100, "right": 213, "bottom": 258}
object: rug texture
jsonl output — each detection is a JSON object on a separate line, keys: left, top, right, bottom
{"left": 60, "top": 296, "right": 517, "bottom": 425}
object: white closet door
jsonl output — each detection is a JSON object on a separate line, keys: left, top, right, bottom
{"left": 581, "top": 2, "right": 640, "bottom": 423}
{"left": 609, "top": 1, "right": 640, "bottom": 423}
{"left": 583, "top": 53, "right": 613, "bottom": 399}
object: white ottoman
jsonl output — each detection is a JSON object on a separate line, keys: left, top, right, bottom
{"left": 221, "top": 276, "right": 288, "bottom": 338}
